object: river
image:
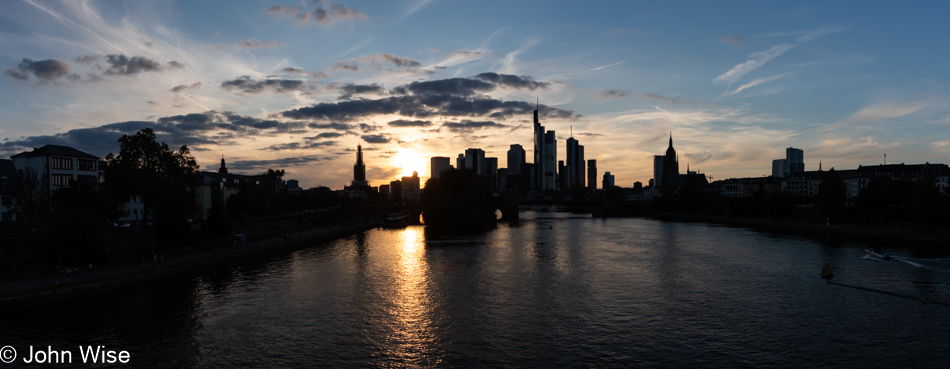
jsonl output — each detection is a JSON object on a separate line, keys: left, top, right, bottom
{"left": 4, "top": 212, "right": 950, "bottom": 368}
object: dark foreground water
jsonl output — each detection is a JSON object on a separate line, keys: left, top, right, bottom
{"left": 5, "top": 213, "right": 950, "bottom": 368}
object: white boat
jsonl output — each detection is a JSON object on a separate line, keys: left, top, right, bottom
{"left": 864, "top": 248, "right": 893, "bottom": 261}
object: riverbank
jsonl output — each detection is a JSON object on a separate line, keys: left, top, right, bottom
{"left": 0, "top": 218, "right": 380, "bottom": 311}
{"left": 650, "top": 213, "right": 950, "bottom": 246}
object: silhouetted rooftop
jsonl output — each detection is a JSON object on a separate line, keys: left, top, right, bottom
{"left": 10, "top": 144, "right": 98, "bottom": 160}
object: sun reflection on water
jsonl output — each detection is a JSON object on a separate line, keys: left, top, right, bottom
{"left": 381, "top": 226, "right": 441, "bottom": 366}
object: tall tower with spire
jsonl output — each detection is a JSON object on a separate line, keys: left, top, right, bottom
{"left": 662, "top": 133, "right": 679, "bottom": 185}
{"left": 352, "top": 144, "right": 368, "bottom": 187}
{"left": 218, "top": 156, "right": 228, "bottom": 174}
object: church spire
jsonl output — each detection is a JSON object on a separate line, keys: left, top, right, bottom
{"left": 219, "top": 156, "right": 228, "bottom": 174}
{"left": 669, "top": 132, "right": 673, "bottom": 149}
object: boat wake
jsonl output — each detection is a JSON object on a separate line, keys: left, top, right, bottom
{"left": 893, "top": 257, "right": 950, "bottom": 273}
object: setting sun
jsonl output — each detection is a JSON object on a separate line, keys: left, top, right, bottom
{"left": 393, "top": 148, "right": 426, "bottom": 178}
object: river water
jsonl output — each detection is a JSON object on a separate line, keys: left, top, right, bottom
{"left": 5, "top": 213, "right": 950, "bottom": 368}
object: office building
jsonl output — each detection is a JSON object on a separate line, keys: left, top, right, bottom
{"left": 566, "top": 136, "right": 585, "bottom": 190}
{"left": 401, "top": 171, "right": 420, "bottom": 201}
{"left": 430, "top": 157, "right": 451, "bottom": 180}
{"left": 533, "top": 106, "right": 557, "bottom": 190}
{"left": 786, "top": 147, "right": 804, "bottom": 174}
{"left": 772, "top": 159, "right": 787, "bottom": 178}
{"left": 463, "top": 148, "right": 486, "bottom": 175}
{"left": 654, "top": 155, "right": 665, "bottom": 187}
{"left": 588, "top": 159, "right": 597, "bottom": 190}
{"left": 507, "top": 144, "right": 525, "bottom": 176}
{"left": 603, "top": 172, "right": 615, "bottom": 188}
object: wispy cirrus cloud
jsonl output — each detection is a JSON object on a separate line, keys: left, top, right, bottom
{"left": 820, "top": 100, "right": 930, "bottom": 133}
{"left": 727, "top": 74, "right": 787, "bottom": 95}
{"left": 714, "top": 25, "right": 847, "bottom": 86}
{"left": 598, "top": 89, "right": 683, "bottom": 104}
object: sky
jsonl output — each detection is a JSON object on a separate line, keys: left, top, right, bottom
{"left": 1, "top": 1, "right": 949, "bottom": 189}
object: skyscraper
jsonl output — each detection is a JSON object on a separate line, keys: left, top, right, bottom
{"left": 430, "top": 157, "right": 451, "bottom": 180}
{"left": 772, "top": 159, "right": 787, "bottom": 178}
{"left": 566, "top": 136, "right": 585, "bottom": 190}
{"left": 486, "top": 157, "right": 498, "bottom": 189}
{"left": 653, "top": 155, "right": 665, "bottom": 187}
{"left": 533, "top": 106, "right": 557, "bottom": 190}
{"left": 507, "top": 144, "right": 525, "bottom": 176}
{"left": 786, "top": 147, "right": 804, "bottom": 174}
{"left": 602, "top": 172, "right": 615, "bottom": 188}
{"left": 401, "top": 171, "right": 420, "bottom": 201}
{"left": 588, "top": 159, "right": 597, "bottom": 190}
{"left": 463, "top": 148, "right": 486, "bottom": 175}
{"left": 352, "top": 144, "right": 368, "bottom": 187}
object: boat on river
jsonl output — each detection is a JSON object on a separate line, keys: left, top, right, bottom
{"left": 864, "top": 248, "right": 893, "bottom": 261}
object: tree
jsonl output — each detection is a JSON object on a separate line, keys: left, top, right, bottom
{"left": 104, "top": 128, "right": 199, "bottom": 242}
{"left": 420, "top": 168, "right": 495, "bottom": 231}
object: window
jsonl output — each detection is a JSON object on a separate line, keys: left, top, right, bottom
{"left": 51, "top": 157, "right": 73, "bottom": 170}
{"left": 1, "top": 212, "right": 11, "bottom": 222}
{"left": 1, "top": 196, "right": 11, "bottom": 207}
{"left": 77, "top": 175, "right": 98, "bottom": 188}
{"left": 51, "top": 174, "right": 72, "bottom": 187}
{"left": 78, "top": 159, "right": 97, "bottom": 171}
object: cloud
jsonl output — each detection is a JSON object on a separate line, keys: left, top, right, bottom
{"left": 265, "top": 141, "right": 338, "bottom": 150}
{"left": 5, "top": 58, "right": 71, "bottom": 81}
{"left": 308, "top": 122, "right": 355, "bottom": 130}
{"left": 728, "top": 74, "right": 787, "bottom": 95}
{"left": 237, "top": 39, "right": 279, "bottom": 49}
{"left": 598, "top": 89, "right": 682, "bottom": 104}
{"left": 474, "top": 72, "right": 549, "bottom": 90}
{"left": 221, "top": 76, "right": 308, "bottom": 94}
{"left": 271, "top": 2, "right": 368, "bottom": 25}
{"left": 724, "top": 35, "right": 744, "bottom": 45}
{"left": 75, "top": 55, "right": 98, "bottom": 64}
{"left": 714, "top": 25, "right": 847, "bottom": 85}
{"left": 361, "top": 134, "right": 391, "bottom": 143}
{"left": 104, "top": 54, "right": 163, "bottom": 75}
{"left": 441, "top": 120, "right": 505, "bottom": 132}
{"left": 332, "top": 54, "right": 422, "bottom": 72}
{"left": 167, "top": 61, "right": 185, "bottom": 69}
{"left": 227, "top": 155, "right": 338, "bottom": 172}
{"left": 0, "top": 111, "right": 301, "bottom": 157}
{"left": 334, "top": 83, "right": 386, "bottom": 100}
{"left": 282, "top": 67, "right": 327, "bottom": 79}
{"left": 391, "top": 77, "right": 493, "bottom": 96}
{"left": 822, "top": 100, "right": 930, "bottom": 132}
{"left": 333, "top": 60, "right": 360, "bottom": 72}
{"left": 306, "top": 132, "right": 347, "bottom": 139}
{"left": 170, "top": 82, "right": 202, "bottom": 93}
{"left": 388, "top": 119, "right": 432, "bottom": 127}
{"left": 379, "top": 54, "right": 421, "bottom": 68}
{"left": 714, "top": 43, "right": 795, "bottom": 85}
{"left": 282, "top": 93, "right": 578, "bottom": 122}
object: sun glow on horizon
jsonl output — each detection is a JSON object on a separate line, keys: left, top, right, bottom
{"left": 393, "top": 148, "right": 427, "bottom": 178}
